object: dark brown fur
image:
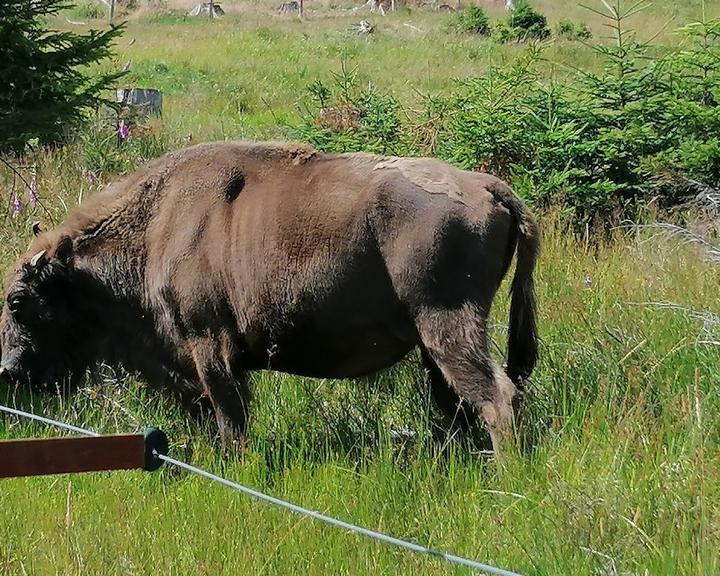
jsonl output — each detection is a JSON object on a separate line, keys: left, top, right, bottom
{"left": 0, "top": 141, "right": 539, "bottom": 450}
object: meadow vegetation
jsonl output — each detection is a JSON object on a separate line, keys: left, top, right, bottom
{"left": 0, "top": 1, "right": 719, "bottom": 574}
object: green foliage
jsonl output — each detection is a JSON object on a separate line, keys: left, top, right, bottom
{"left": 433, "top": 51, "right": 543, "bottom": 178}
{"left": 294, "top": 2, "right": 720, "bottom": 224}
{"left": 433, "top": 51, "right": 599, "bottom": 213}
{"left": 451, "top": 6, "right": 490, "bottom": 35}
{"left": 556, "top": 18, "right": 592, "bottom": 40}
{"left": 570, "top": 1, "right": 720, "bottom": 210}
{"left": 0, "top": 0, "right": 125, "bottom": 154}
{"left": 446, "top": 2, "right": 720, "bottom": 220}
{"left": 490, "top": 1, "right": 551, "bottom": 44}
{"left": 294, "top": 65, "right": 410, "bottom": 155}
{"left": 506, "top": 1, "right": 551, "bottom": 41}
{"left": 80, "top": 116, "right": 171, "bottom": 180}
{"left": 490, "top": 20, "right": 514, "bottom": 43}
{"left": 671, "top": 16, "right": 720, "bottom": 105}
{"left": 649, "top": 13, "right": 720, "bottom": 198}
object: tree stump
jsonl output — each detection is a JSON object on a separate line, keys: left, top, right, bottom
{"left": 277, "top": 1, "right": 300, "bottom": 14}
{"left": 188, "top": 2, "right": 225, "bottom": 17}
{"left": 357, "top": 20, "right": 374, "bottom": 34}
{"left": 116, "top": 88, "right": 163, "bottom": 117}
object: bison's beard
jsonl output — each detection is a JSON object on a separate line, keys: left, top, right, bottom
{"left": 33, "top": 369, "right": 83, "bottom": 395}
{"left": 25, "top": 352, "right": 89, "bottom": 396}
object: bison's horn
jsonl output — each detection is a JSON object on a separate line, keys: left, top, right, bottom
{"left": 32, "top": 222, "right": 42, "bottom": 237}
{"left": 30, "top": 250, "right": 47, "bottom": 268}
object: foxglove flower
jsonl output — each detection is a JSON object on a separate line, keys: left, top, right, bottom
{"left": 11, "top": 191, "right": 21, "bottom": 218}
{"left": 118, "top": 120, "right": 130, "bottom": 141}
{"left": 28, "top": 168, "right": 38, "bottom": 209}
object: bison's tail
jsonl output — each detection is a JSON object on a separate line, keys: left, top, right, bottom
{"left": 491, "top": 183, "right": 540, "bottom": 385}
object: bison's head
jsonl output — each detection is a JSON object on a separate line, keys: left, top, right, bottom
{"left": 0, "top": 232, "right": 85, "bottom": 392}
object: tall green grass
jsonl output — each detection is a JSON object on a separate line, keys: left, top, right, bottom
{"left": 1, "top": 207, "right": 717, "bottom": 575}
{"left": 0, "top": 1, "right": 719, "bottom": 574}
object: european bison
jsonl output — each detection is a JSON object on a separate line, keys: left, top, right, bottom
{"left": 0, "top": 141, "right": 538, "bottom": 451}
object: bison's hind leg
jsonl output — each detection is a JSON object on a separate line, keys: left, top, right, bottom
{"left": 416, "top": 304, "right": 518, "bottom": 455}
{"left": 189, "top": 336, "right": 251, "bottom": 449}
{"left": 420, "top": 347, "right": 483, "bottom": 446}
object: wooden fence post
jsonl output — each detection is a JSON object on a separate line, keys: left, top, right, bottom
{"left": 0, "top": 428, "right": 168, "bottom": 479}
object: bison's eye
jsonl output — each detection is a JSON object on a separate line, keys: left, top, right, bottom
{"left": 7, "top": 291, "right": 28, "bottom": 314}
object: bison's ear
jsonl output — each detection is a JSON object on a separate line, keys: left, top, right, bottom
{"left": 54, "top": 235, "right": 74, "bottom": 266}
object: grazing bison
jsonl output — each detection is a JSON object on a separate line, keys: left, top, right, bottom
{"left": 0, "top": 141, "right": 538, "bottom": 451}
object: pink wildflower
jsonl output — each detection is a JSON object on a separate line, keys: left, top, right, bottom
{"left": 118, "top": 120, "right": 130, "bottom": 141}
{"left": 28, "top": 169, "right": 38, "bottom": 208}
{"left": 11, "top": 191, "right": 21, "bottom": 217}
{"left": 84, "top": 169, "right": 98, "bottom": 185}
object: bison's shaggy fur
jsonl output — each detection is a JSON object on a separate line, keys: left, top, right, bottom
{"left": 1, "top": 141, "right": 538, "bottom": 451}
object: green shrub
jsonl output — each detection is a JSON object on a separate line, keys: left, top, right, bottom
{"left": 490, "top": 20, "right": 514, "bottom": 43}
{"left": 451, "top": 6, "right": 490, "bottom": 35}
{"left": 507, "top": 1, "right": 550, "bottom": 41}
{"left": 293, "top": 66, "right": 410, "bottom": 156}
{"left": 556, "top": 18, "right": 592, "bottom": 40}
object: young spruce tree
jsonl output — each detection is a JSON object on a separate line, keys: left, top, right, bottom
{"left": 0, "top": 0, "right": 124, "bottom": 154}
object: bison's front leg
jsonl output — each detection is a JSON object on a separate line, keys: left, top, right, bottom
{"left": 189, "top": 338, "right": 251, "bottom": 449}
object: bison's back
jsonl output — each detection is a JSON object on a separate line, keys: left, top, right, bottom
{"left": 137, "top": 142, "right": 513, "bottom": 378}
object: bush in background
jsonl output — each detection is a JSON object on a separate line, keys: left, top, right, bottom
{"left": 294, "top": 66, "right": 410, "bottom": 156}
{"left": 451, "top": 6, "right": 490, "bottom": 36}
{"left": 294, "top": 5, "right": 720, "bottom": 226}
{"left": 506, "top": 1, "right": 551, "bottom": 41}
{"left": 556, "top": 18, "right": 592, "bottom": 40}
{"left": 490, "top": 1, "right": 551, "bottom": 44}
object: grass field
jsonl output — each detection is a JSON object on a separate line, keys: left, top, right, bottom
{"left": 1, "top": 1, "right": 720, "bottom": 574}
{"left": 69, "top": 0, "right": 720, "bottom": 143}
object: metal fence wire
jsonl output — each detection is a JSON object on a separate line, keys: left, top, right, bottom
{"left": 0, "top": 403, "right": 524, "bottom": 576}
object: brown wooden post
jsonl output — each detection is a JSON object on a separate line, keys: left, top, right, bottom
{"left": 299, "top": 0, "right": 304, "bottom": 18}
{"left": 0, "top": 434, "right": 146, "bottom": 479}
